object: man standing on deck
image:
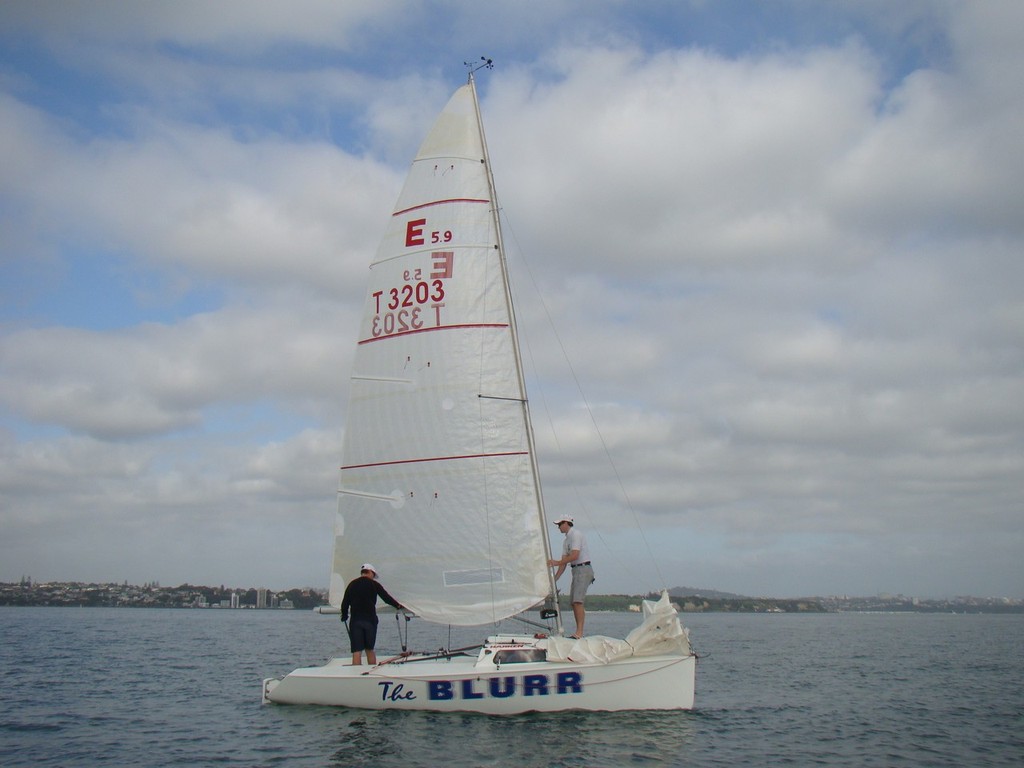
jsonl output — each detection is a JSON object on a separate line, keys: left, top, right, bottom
{"left": 340, "top": 564, "right": 403, "bottom": 665}
{"left": 548, "top": 517, "right": 594, "bottom": 638}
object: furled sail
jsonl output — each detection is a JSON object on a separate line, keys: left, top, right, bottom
{"left": 329, "top": 83, "right": 551, "bottom": 626}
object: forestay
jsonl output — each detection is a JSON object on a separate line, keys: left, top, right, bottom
{"left": 329, "top": 83, "right": 551, "bottom": 626}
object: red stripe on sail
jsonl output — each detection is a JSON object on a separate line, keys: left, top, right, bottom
{"left": 358, "top": 322, "right": 508, "bottom": 345}
{"left": 342, "top": 450, "right": 528, "bottom": 471}
{"left": 393, "top": 198, "right": 489, "bottom": 216}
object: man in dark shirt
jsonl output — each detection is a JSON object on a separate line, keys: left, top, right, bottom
{"left": 340, "top": 563, "right": 403, "bottom": 665}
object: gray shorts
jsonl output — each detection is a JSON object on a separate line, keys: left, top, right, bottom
{"left": 569, "top": 563, "right": 594, "bottom": 603}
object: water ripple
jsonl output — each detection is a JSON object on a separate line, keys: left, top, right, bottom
{"left": 0, "top": 609, "right": 1021, "bottom": 767}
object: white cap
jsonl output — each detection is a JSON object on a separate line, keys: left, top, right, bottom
{"left": 360, "top": 563, "right": 378, "bottom": 577}
{"left": 553, "top": 516, "right": 574, "bottom": 526}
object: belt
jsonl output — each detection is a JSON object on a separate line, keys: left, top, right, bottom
{"left": 570, "top": 561, "right": 591, "bottom": 568}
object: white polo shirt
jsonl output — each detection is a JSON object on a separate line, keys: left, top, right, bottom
{"left": 563, "top": 527, "right": 591, "bottom": 565}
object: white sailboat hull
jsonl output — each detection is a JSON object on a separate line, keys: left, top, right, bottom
{"left": 263, "top": 652, "right": 696, "bottom": 713}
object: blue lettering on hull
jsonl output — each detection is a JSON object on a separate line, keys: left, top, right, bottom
{"left": 425, "top": 672, "right": 584, "bottom": 702}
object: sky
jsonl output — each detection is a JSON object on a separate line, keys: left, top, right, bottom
{"left": 1, "top": 1, "right": 1022, "bottom": 600}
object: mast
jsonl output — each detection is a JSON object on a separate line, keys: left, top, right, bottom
{"left": 466, "top": 65, "right": 563, "bottom": 634}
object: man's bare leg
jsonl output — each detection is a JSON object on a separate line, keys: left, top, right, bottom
{"left": 572, "top": 601, "right": 585, "bottom": 637}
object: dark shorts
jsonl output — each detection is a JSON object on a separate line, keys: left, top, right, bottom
{"left": 348, "top": 618, "right": 378, "bottom": 652}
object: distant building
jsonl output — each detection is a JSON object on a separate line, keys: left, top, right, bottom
{"left": 231, "top": 592, "right": 240, "bottom": 609}
{"left": 257, "top": 588, "right": 268, "bottom": 609}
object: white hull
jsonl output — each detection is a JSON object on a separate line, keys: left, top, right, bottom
{"left": 264, "top": 650, "right": 696, "bottom": 714}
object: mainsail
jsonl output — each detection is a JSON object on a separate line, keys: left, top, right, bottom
{"left": 329, "top": 81, "right": 552, "bottom": 626}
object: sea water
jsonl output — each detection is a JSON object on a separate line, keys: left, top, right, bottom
{"left": 1, "top": 607, "right": 1021, "bottom": 767}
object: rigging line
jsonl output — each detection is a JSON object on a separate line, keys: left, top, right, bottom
{"left": 500, "top": 212, "right": 626, "bottom": 577}
{"left": 512, "top": 288, "right": 594, "bottom": 531}
{"left": 499, "top": 209, "right": 667, "bottom": 591}
{"left": 465, "top": 70, "right": 506, "bottom": 625}
{"left": 495, "top": 215, "right": 591, "bottom": 537}
{"left": 470, "top": 71, "right": 559, "bottom": 631}
{"left": 501, "top": 222, "right": 604, "bottom": 550}
{"left": 472, "top": 148, "right": 500, "bottom": 625}
{"left": 472, "top": 200, "right": 497, "bottom": 626}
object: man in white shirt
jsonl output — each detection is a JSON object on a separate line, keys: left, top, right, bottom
{"left": 548, "top": 516, "right": 594, "bottom": 638}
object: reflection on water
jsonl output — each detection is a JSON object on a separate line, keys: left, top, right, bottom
{"left": 322, "top": 708, "right": 696, "bottom": 768}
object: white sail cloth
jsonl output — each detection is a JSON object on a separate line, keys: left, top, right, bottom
{"left": 329, "top": 83, "right": 551, "bottom": 626}
{"left": 546, "top": 592, "right": 691, "bottom": 664}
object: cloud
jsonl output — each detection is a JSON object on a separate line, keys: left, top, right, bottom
{"left": 0, "top": 297, "right": 354, "bottom": 439}
{"left": 1, "top": 2, "right": 1021, "bottom": 597}
{"left": 1, "top": 93, "right": 398, "bottom": 293}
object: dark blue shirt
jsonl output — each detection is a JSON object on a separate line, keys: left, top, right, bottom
{"left": 340, "top": 576, "right": 401, "bottom": 622}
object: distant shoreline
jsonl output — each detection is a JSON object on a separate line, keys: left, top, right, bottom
{"left": 3, "top": 581, "right": 1021, "bottom": 613}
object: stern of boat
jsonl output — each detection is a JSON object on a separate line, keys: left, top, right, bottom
{"left": 262, "top": 676, "right": 281, "bottom": 704}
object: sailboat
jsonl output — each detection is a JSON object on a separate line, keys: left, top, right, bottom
{"left": 262, "top": 64, "right": 696, "bottom": 713}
